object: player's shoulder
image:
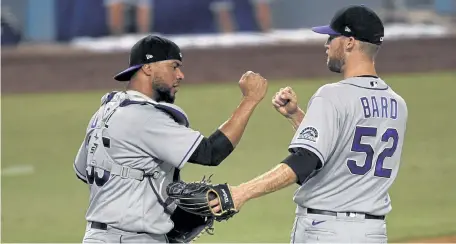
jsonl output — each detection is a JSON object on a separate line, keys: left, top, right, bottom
{"left": 311, "top": 81, "right": 343, "bottom": 101}
{"left": 95, "top": 91, "right": 191, "bottom": 128}
{"left": 387, "top": 86, "right": 406, "bottom": 103}
{"left": 309, "top": 79, "right": 363, "bottom": 110}
{"left": 144, "top": 102, "right": 190, "bottom": 127}
{"left": 386, "top": 85, "right": 408, "bottom": 114}
{"left": 119, "top": 99, "right": 190, "bottom": 128}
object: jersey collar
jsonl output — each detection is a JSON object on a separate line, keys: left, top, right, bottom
{"left": 339, "top": 76, "right": 389, "bottom": 90}
{"left": 125, "top": 90, "right": 157, "bottom": 103}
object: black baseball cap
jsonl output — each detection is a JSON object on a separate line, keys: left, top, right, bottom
{"left": 114, "top": 35, "right": 183, "bottom": 81}
{"left": 311, "top": 5, "right": 384, "bottom": 45}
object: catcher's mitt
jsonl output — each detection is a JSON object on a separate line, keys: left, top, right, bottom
{"left": 166, "top": 176, "right": 238, "bottom": 222}
{"left": 167, "top": 206, "right": 214, "bottom": 243}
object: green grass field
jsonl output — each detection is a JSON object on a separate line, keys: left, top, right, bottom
{"left": 2, "top": 72, "right": 456, "bottom": 243}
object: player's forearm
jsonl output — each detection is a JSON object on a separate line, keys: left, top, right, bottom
{"left": 238, "top": 163, "right": 297, "bottom": 201}
{"left": 218, "top": 98, "right": 258, "bottom": 147}
{"left": 287, "top": 108, "right": 305, "bottom": 131}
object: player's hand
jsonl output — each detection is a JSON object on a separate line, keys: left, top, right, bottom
{"left": 210, "top": 185, "right": 246, "bottom": 213}
{"left": 272, "top": 86, "right": 301, "bottom": 118}
{"left": 229, "top": 185, "right": 247, "bottom": 211}
{"left": 239, "top": 71, "right": 268, "bottom": 103}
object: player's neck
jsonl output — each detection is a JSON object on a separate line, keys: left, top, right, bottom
{"left": 126, "top": 81, "right": 154, "bottom": 99}
{"left": 343, "top": 58, "right": 378, "bottom": 79}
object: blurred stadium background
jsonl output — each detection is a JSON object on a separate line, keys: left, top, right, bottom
{"left": 2, "top": 0, "right": 456, "bottom": 243}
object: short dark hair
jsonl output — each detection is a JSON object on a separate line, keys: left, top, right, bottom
{"left": 358, "top": 41, "right": 380, "bottom": 60}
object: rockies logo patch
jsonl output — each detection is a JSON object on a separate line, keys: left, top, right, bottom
{"left": 298, "top": 127, "right": 319, "bottom": 142}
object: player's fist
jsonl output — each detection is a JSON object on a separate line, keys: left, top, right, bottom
{"left": 239, "top": 71, "right": 268, "bottom": 103}
{"left": 272, "top": 86, "right": 300, "bottom": 118}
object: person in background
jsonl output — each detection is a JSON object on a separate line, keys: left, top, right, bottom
{"left": 251, "top": 0, "right": 273, "bottom": 32}
{"left": 210, "top": 0, "right": 272, "bottom": 33}
{"left": 1, "top": 7, "right": 23, "bottom": 46}
{"left": 104, "top": 0, "right": 152, "bottom": 35}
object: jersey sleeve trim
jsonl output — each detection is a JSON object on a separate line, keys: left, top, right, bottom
{"left": 73, "top": 163, "right": 87, "bottom": 183}
{"left": 289, "top": 143, "right": 326, "bottom": 166}
{"left": 177, "top": 134, "right": 204, "bottom": 169}
{"left": 76, "top": 174, "right": 88, "bottom": 184}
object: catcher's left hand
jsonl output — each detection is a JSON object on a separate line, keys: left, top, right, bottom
{"left": 166, "top": 176, "right": 238, "bottom": 222}
{"left": 167, "top": 206, "right": 215, "bottom": 243}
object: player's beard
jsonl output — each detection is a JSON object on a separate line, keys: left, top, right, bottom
{"left": 327, "top": 48, "right": 345, "bottom": 73}
{"left": 152, "top": 78, "right": 175, "bottom": 104}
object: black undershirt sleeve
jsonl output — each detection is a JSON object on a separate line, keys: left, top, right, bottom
{"left": 188, "top": 130, "right": 234, "bottom": 166}
{"left": 283, "top": 148, "right": 322, "bottom": 185}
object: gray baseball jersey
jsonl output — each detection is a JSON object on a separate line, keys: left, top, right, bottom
{"left": 289, "top": 77, "right": 408, "bottom": 216}
{"left": 74, "top": 90, "right": 203, "bottom": 234}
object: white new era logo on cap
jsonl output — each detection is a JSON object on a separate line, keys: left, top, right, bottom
{"left": 146, "top": 54, "right": 153, "bottom": 60}
{"left": 345, "top": 26, "right": 351, "bottom": 32}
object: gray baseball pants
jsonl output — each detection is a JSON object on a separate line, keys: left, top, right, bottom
{"left": 290, "top": 207, "right": 387, "bottom": 243}
{"left": 83, "top": 222, "right": 169, "bottom": 243}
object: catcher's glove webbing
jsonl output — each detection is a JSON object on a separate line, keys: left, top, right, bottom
{"left": 167, "top": 206, "right": 214, "bottom": 243}
{"left": 166, "top": 175, "right": 238, "bottom": 222}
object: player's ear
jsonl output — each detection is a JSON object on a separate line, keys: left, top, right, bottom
{"left": 345, "top": 37, "right": 356, "bottom": 51}
{"left": 141, "top": 64, "right": 153, "bottom": 76}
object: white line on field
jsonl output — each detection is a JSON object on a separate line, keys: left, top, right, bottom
{"left": 2, "top": 165, "right": 35, "bottom": 176}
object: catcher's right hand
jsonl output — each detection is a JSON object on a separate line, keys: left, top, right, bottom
{"left": 166, "top": 176, "right": 238, "bottom": 222}
{"left": 239, "top": 71, "right": 268, "bottom": 103}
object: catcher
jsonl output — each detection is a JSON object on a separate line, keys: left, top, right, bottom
{"left": 73, "top": 35, "right": 268, "bottom": 243}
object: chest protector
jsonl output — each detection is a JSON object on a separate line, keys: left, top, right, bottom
{"left": 86, "top": 91, "right": 190, "bottom": 215}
